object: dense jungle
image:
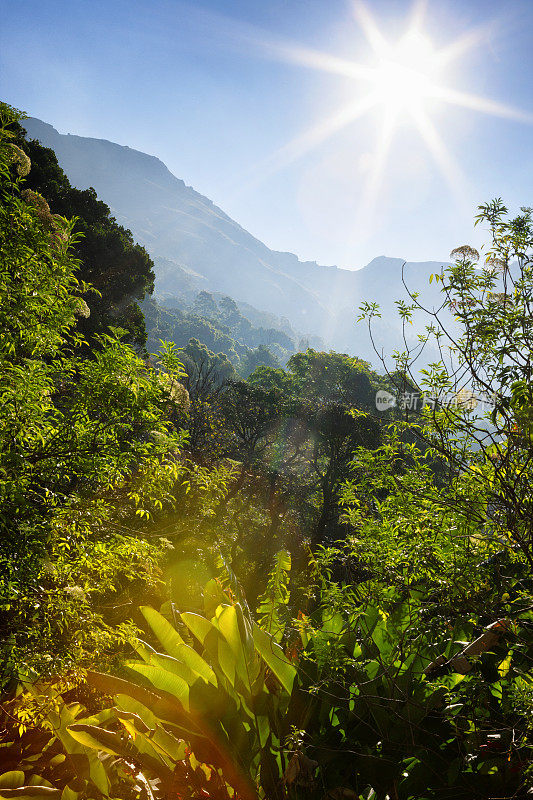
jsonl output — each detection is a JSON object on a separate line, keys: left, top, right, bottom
{"left": 1, "top": 101, "right": 533, "bottom": 799}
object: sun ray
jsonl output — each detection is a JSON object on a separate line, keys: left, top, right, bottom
{"left": 410, "top": 105, "right": 469, "bottom": 209}
{"left": 237, "top": 94, "right": 380, "bottom": 194}
{"left": 431, "top": 85, "right": 533, "bottom": 124}
{"left": 352, "top": 0, "right": 390, "bottom": 58}
{"left": 407, "top": 0, "right": 428, "bottom": 32}
{"left": 270, "top": 94, "right": 379, "bottom": 166}
{"left": 358, "top": 106, "right": 397, "bottom": 233}
{"left": 434, "top": 21, "right": 495, "bottom": 69}
{"left": 258, "top": 41, "right": 374, "bottom": 82}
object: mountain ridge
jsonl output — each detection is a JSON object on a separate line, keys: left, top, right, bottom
{"left": 23, "top": 116, "right": 449, "bottom": 363}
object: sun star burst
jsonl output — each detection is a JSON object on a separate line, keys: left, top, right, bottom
{"left": 247, "top": 0, "right": 533, "bottom": 234}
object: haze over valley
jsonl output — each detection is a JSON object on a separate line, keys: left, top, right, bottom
{"left": 25, "top": 116, "right": 448, "bottom": 367}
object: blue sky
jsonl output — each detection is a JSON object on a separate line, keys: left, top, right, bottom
{"left": 1, "top": 0, "right": 532, "bottom": 268}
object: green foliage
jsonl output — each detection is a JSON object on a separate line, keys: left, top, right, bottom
{"left": 241, "top": 344, "right": 281, "bottom": 377}
{"left": 0, "top": 103, "right": 187, "bottom": 685}
{"left": 1, "top": 682, "right": 116, "bottom": 797}
{"left": 73, "top": 581, "right": 298, "bottom": 799}
{"left": 10, "top": 555, "right": 530, "bottom": 800}
{"left": 358, "top": 200, "right": 533, "bottom": 566}
{"left": 241, "top": 352, "right": 386, "bottom": 544}
{"left": 13, "top": 113, "right": 154, "bottom": 347}
{"left": 256, "top": 550, "right": 291, "bottom": 642}
{"left": 290, "top": 558, "right": 533, "bottom": 799}
{"left": 284, "top": 349, "right": 377, "bottom": 406}
{"left": 249, "top": 349, "right": 382, "bottom": 406}
{"left": 143, "top": 292, "right": 293, "bottom": 377}
{"left": 3, "top": 100, "right": 533, "bottom": 799}
{"left": 330, "top": 199, "right": 533, "bottom": 797}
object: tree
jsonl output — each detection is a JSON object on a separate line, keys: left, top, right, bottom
{"left": 172, "top": 339, "right": 237, "bottom": 456}
{"left": 248, "top": 365, "right": 298, "bottom": 394}
{"left": 360, "top": 199, "right": 533, "bottom": 567}
{"left": 331, "top": 201, "right": 533, "bottom": 797}
{"left": 305, "top": 403, "right": 381, "bottom": 544}
{"left": 193, "top": 290, "right": 219, "bottom": 319}
{"left": 230, "top": 356, "right": 386, "bottom": 552}
{"left": 287, "top": 349, "right": 376, "bottom": 407}
{"left": 241, "top": 344, "right": 281, "bottom": 377}
{"left": 219, "top": 294, "right": 241, "bottom": 326}
{"left": 0, "top": 103, "right": 186, "bottom": 684}
{"left": 13, "top": 115, "right": 155, "bottom": 347}
{"left": 220, "top": 382, "right": 286, "bottom": 465}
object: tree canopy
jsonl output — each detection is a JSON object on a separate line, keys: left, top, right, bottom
{"left": 12, "top": 114, "right": 155, "bottom": 347}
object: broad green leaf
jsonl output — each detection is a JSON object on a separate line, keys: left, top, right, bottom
{"left": 131, "top": 638, "right": 157, "bottom": 662}
{"left": 115, "top": 694, "right": 209, "bottom": 761}
{"left": 87, "top": 670, "right": 183, "bottom": 726}
{"left": 133, "top": 650, "right": 197, "bottom": 686}
{"left": 79, "top": 708, "right": 116, "bottom": 727}
{"left": 215, "top": 635, "right": 237, "bottom": 687}
{"left": 216, "top": 605, "right": 242, "bottom": 658}
{"left": 140, "top": 606, "right": 185, "bottom": 658}
{"left": 203, "top": 579, "right": 228, "bottom": 618}
{"left": 125, "top": 662, "right": 190, "bottom": 710}
{"left": 117, "top": 714, "right": 186, "bottom": 763}
{"left": 68, "top": 726, "right": 174, "bottom": 787}
{"left": 60, "top": 787, "right": 79, "bottom": 800}
{"left": 114, "top": 709, "right": 150, "bottom": 735}
{"left": 252, "top": 623, "right": 296, "bottom": 695}
{"left": 66, "top": 725, "right": 123, "bottom": 757}
{"left": 22, "top": 683, "right": 110, "bottom": 797}
{"left": 115, "top": 693, "right": 158, "bottom": 729}
{"left": 217, "top": 605, "right": 254, "bottom": 691}
{"left": 114, "top": 699, "right": 176, "bottom": 766}
{"left": 181, "top": 612, "right": 215, "bottom": 645}
{"left": 26, "top": 781, "right": 51, "bottom": 790}
{"left": 138, "top": 640, "right": 217, "bottom": 687}
{"left": 138, "top": 614, "right": 217, "bottom": 686}
{"left": 174, "top": 643, "right": 217, "bottom": 687}
{"left": 256, "top": 714, "right": 270, "bottom": 749}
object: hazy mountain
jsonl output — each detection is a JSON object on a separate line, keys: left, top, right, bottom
{"left": 23, "top": 117, "right": 450, "bottom": 365}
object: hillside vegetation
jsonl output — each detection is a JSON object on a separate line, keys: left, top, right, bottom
{"left": 143, "top": 291, "right": 302, "bottom": 377}
{"left": 1, "top": 102, "right": 533, "bottom": 800}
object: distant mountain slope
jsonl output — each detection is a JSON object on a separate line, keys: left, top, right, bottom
{"left": 23, "top": 117, "right": 449, "bottom": 364}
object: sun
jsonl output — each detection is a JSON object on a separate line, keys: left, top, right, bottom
{"left": 250, "top": 1, "right": 533, "bottom": 224}
{"left": 370, "top": 32, "right": 439, "bottom": 114}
